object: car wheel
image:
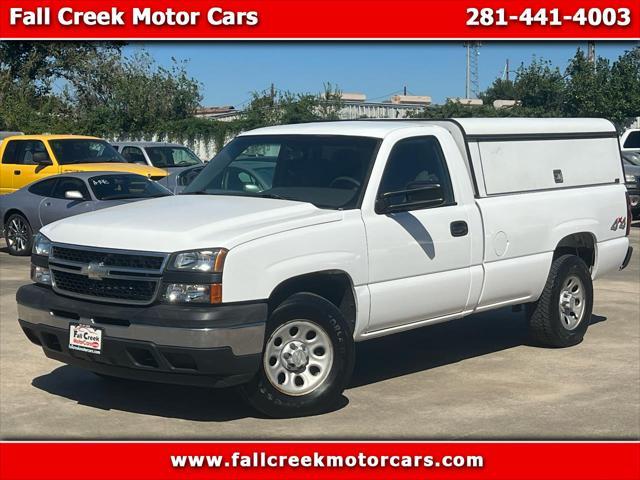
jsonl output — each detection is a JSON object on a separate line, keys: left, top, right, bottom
{"left": 5, "top": 213, "right": 33, "bottom": 256}
{"left": 241, "top": 292, "right": 355, "bottom": 418}
{"left": 527, "top": 254, "right": 594, "bottom": 347}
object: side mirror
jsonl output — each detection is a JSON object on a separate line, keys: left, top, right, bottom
{"left": 33, "top": 151, "right": 52, "bottom": 165}
{"left": 376, "top": 183, "right": 446, "bottom": 214}
{"left": 64, "top": 190, "right": 85, "bottom": 200}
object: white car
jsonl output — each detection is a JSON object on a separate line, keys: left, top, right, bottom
{"left": 621, "top": 128, "right": 640, "bottom": 153}
{"left": 18, "top": 118, "right": 633, "bottom": 417}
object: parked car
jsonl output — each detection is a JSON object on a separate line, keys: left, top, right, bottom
{"left": 18, "top": 119, "right": 632, "bottom": 418}
{"left": 0, "top": 135, "right": 168, "bottom": 195}
{"left": 112, "top": 142, "right": 203, "bottom": 173}
{"left": 623, "top": 151, "right": 640, "bottom": 218}
{"left": 620, "top": 128, "right": 640, "bottom": 153}
{"left": 1, "top": 172, "right": 172, "bottom": 255}
{"left": 159, "top": 165, "right": 205, "bottom": 194}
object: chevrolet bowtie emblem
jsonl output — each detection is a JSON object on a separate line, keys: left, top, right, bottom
{"left": 84, "top": 261, "right": 109, "bottom": 281}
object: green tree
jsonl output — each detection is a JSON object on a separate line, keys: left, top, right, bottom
{"left": 513, "top": 57, "right": 565, "bottom": 114}
{"left": 479, "top": 78, "right": 517, "bottom": 105}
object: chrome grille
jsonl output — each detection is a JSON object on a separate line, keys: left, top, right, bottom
{"left": 49, "top": 244, "right": 168, "bottom": 305}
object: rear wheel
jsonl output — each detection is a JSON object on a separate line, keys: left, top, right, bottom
{"left": 527, "top": 255, "right": 593, "bottom": 347}
{"left": 5, "top": 213, "right": 33, "bottom": 256}
{"left": 241, "top": 292, "right": 354, "bottom": 418}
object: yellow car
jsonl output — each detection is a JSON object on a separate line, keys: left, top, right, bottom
{"left": 0, "top": 135, "right": 167, "bottom": 195}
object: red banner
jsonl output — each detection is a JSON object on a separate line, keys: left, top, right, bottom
{"left": 0, "top": 0, "right": 638, "bottom": 40}
{"left": 1, "top": 442, "right": 639, "bottom": 480}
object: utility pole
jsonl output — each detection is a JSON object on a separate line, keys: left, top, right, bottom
{"left": 506, "top": 59, "right": 510, "bottom": 82}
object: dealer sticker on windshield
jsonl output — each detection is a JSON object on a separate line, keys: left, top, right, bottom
{"left": 69, "top": 324, "right": 103, "bottom": 354}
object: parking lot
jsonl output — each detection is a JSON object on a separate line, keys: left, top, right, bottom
{"left": 0, "top": 227, "right": 638, "bottom": 440}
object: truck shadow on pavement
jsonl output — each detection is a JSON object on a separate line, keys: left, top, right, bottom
{"left": 349, "top": 309, "right": 607, "bottom": 388}
{"left": 30, "top": 309, "right": 606, "bottom": 421}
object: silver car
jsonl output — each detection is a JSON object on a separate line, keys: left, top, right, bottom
{"left": 112, "top": 142, "right": 203, "bottom": 173}
{"left": 1, "top": 172, "right": 172, "bottom": 256}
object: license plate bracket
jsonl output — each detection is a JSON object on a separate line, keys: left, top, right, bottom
{"left": 68, "top": 323, "right": 103, "bottom": 355}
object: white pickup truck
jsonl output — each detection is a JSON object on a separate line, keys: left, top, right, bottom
{"left": 18, "top": 118, "right": 633, "bottom": 417}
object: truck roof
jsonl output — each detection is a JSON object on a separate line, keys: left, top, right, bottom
{"left": 111, "top": 141, "right": 187, "bottom": 148}
{"left": 241, "top": 118, "right": 616, "bottom": 139}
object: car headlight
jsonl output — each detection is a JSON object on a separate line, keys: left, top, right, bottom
{"left": 168, "top": 248, "right": 227, "bottom": 272}
{"left": 162, "top": 283, "right": 222, "bottom": 304}
{"left": 625, "top": 173, "right": 637, "bottom": 183}
{"left": 32, "top": 233, "right": 52, "bottom": 256}
{"left": 31, "top": 265, "right": 52, "bottom": 285}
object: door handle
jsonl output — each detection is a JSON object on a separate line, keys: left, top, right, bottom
{"left": 44, "top": 202, "right": 51, "bottom": 207}
{"left": 13, "top": 170, "right": 20, "bottom": 175}
{"left": 450, "top": 221, "right": 468, "bottom": 237}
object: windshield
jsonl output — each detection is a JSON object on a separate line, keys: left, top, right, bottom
{"left": 89, "top": 174, "right": 172, "bottom": 200}
{"left": 184, "top": 135, "right": 380, "bottom": 209}
{"left": 49, "top": 139, "right": 125, "bottom": 165}
{"left": 146, "top": 146, "right": 202, "bottom": 168}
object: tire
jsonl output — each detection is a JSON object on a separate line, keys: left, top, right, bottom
{"left": 241, "top": 292, "right": 355, "bottom": 418}
{"left": 4, "top": 213, "right": 33, "bottom": 256}
{"left": 527, "top": 254, "right": 594, "bottom": 348}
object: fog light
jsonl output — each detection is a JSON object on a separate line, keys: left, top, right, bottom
{"left": 630, "top": 195, "right": 639, "bottom": 207}
{"left": 163, "top": 283, "right": 222, "bottom": 304}
{"left": 31, "top": 265, "right": 52, "bottom": 285}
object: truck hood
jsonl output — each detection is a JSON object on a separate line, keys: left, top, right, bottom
{"left": 41, "top": 195, "right": 343, "bottom": 252}
{"left": 60, "top": 163, "right": 167, "bottom": 178}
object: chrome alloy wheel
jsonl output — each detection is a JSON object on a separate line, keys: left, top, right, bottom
{"left": 558, "top": 275, "right": 586, "bottom": 330}
{"left": 6, "top": 217, "right": 29, "bottom": 253}
{"left": 263, "top": 320, "right": 334, "bottom": 396}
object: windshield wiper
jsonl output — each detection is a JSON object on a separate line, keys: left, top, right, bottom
{"left": 182, "top": 190, "right": 210, "bottom": 195}
{"left": 255, "top": 192, "right": 291, "bottom": 201}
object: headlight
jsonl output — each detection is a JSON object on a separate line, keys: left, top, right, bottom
{"left": 32, "top": 233, "right": 52, "bottom": 256}
{"left": 31, "top": 265, "right": 52, "bottom": 285}
{"left": 162, "top": 283, "right": 222, "bottom": 304}
{"left": 169, "top": 248, "right": 227, "bottom": 272}
{"left": 625, "top": 173, "right": 637, "bottom": 183}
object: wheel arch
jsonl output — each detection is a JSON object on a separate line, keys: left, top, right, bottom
{"left": 553, "top": 231, "right": 597, "bottom": 271}
{"left": 267, "top": 270, "right": 357, "bottom": 333}
{"left": 3, "top": 208, "right": 30, "bottom": 226}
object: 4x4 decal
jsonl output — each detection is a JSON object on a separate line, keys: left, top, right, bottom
{"left": 611, "top": 216, "right": 627, "bottom": 231}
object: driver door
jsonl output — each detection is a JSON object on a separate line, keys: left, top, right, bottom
{"left": 39, "top": 177, "right": 94, "bottom": 226}
{"left": 362, "top": 133, "right": 473, "bottom": 333}
{"left": 3, "top": 139, "right": 59, "bottom": 192}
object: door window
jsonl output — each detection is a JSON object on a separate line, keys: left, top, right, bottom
{"left": 51, "top": 177, "right": 90, "bottom": 200}
{"left": 1, "top": 140, "right": 47, "bottom": 165}
{"left": 121, "top": 146, "right": 147, "bottom": 164}
{"left": 378, "top": 136, "right": 454, "bottom": 211}
{"left": 28, "top": 178, "right": 59, "bottom": 197}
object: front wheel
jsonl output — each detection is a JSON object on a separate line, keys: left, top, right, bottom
{"left": 241, "top": 292, "right": 354, "bottom": 418}
{"left": 5, "top": 213, "right": 33, "bottom": 256}
{"left": 527, "top": 254, "right": 594, "bottom": 347}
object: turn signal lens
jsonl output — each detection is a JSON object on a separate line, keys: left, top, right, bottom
{"left": 210, "top": 283, "right": 223, "bottom": 304}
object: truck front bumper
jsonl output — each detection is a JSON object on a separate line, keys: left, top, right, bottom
{"left": 17, "top": 284, "right": 267, "bottom": 388}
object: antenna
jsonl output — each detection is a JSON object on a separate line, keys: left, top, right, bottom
{"left": 464, "top": 42, "right": 481, "bottom": 98}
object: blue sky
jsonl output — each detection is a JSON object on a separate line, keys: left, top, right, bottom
{"left": 124, "top": 42, "right": 638, "bottom": 107}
